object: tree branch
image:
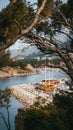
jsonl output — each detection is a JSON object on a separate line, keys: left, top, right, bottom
{"left": 14, "top": 19, "right": 22, "bottom": 33}
{"left": 4, "top": 27, "right": 9, "bottom": 37}
{"left": 0, "top": 0, "right": 17, "bottom": 21}
{"left": 43, "top": 4, "right": 73, "bottom": 29}
{"left": 55, "top": 30, "right": 73, "bottom": 40}
{"left": 0, "top": 112, "right": 9, "bottom": 129}
{"left": 66, "top": 52, "right": 73, "bottom": 65}
{"left": 47, "top": 63, "right": 68, "bottom": 75}
{"left": 0, "top": 0, "right": 47, "bottom": 55}
{"left": 57, "top": 9, "right": 73, "bottom": 29}
{"left": 21, "top": 0, "right": 47, "bottom": 34}
{"left": 6, "top": 106, "right": 11, "bottom": 130}
{"left": 27, "top": 31, "right": 73, "bottom": 77}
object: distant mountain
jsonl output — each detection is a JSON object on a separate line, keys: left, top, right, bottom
{"left": 9, "top": 41, "right": 44, "bottom": 60}
{"left": 8, "top": 27, "right": 72, "bottom": 60}
{"left": 14, "top": 51, "right": 43, "bottom": 60}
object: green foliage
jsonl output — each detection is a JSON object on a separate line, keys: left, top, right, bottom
{"left": 0, "top": 52, "right": 11, "bottom": 68}
{"left": 53, "top": 92, "right": 73, "bottom": 110}
{"left": 54, "top": 0, "right": 62, "bottom": 7}
{"left": 0, "top": 88, "right": 11, "bottom": 108}
{"left": 0, "top": 0, "right": 34, "bottom": 44}
{"left": 53, "top": 92, "right": 73, "bottom": 130}
{"left": 36, "top": 21, "right": 50, "bottom": 34}
{"left": 60, "top": 3, "right": 69, "bottom": 18}
{"left": 60, "top": 0, "right": 73, "bottom": 23}
{"left": 22, "top": 92, "right": 73, "bottom": 130}
{"left": 9, "top": 60, "right": 27, "bottom": 69}
{"left": 0, "top": 88, "right": 11, "bottom": 130}
{"left": 24, "top": 108, "right": 49, "bottom": 130}
{"left": 0, "top": 54, "right": 27, "bottom": 69}
{"left": 38, "top": 0, "right": 53, "bottom": 18}
{"left": 33, "top": 96, "right": 47, "bottom": 109}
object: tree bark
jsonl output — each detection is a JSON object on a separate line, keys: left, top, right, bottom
{"left": 0, "top": 0, "right": 47, "bottom": 55}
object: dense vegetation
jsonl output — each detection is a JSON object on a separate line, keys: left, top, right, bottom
{"left": 0, "top": 1, "right": 73, "bottom": 130}
{"left": 15, "top": 92, "right": 73, "bottom": 130}
{"left": 0, "top": 0, "right": 73, "bottom": 80}
{"left": 0, "top": 52, "right": 27, "bottom": 69}
{"left": 0, "top": 0, "right": 34, "bottom": 45}
{"left": 0, "top": 88, "right": 11, "bottom": 130}
{"left": 0, "top": 52, "right": 61, "bottom": 69}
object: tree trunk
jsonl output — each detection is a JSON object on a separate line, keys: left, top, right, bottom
{"left": 10, "top": 0, "right": 17, "bottom": 4}
{"left": 7, "top": 107, "right": 11, "bottom": 130}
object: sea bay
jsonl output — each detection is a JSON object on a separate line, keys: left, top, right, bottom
{"left": 0, "top": 69, "right": 68, "bottom": 130}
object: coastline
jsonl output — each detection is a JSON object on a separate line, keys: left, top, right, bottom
{"left": 0, "top": 72, "right": 36, "bottom": 79}
{"left": 0, "top": 66, "right": 64, "bottom": 79}
{"left": 0, "top": 66, "right": 36, "bottom": 79}
{"left": 11, "top": 84, "right": 53, "bottom": 107}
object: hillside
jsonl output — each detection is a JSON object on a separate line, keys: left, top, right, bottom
{"left": 0, "top": 66, "right": 36, "bottom": 79}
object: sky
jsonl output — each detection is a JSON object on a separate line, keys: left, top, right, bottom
{"left": 0, "top": 0, "right": 67, "bottom": 11}
{"left": 0, "top": 0, "right": 37, "bottom": 11}
{"left": 0, "top": 0, "right": 68, "bottom": 53}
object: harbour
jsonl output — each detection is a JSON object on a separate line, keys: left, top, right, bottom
{"left": 11, "top": 83, "right": 53, "bottom": 107}
{"left": 10, "top": 77, "right": 70, "bottom": 107}
{"left": 0, "top": 68, "right": 70, "bottom": 130}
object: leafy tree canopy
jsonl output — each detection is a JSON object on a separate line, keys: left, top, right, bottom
{"left": 0, "top": 0, "right": 34, "bottom": 44}
{"left": 0, "top": 88, "right": 11, "bottom": 130}
{"left": 0, "top": 0, "right": 73, "bottom": 81}
{"left": 15, "top": 92, "right": 73, "bottom": 130}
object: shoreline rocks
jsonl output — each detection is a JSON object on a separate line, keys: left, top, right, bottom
{"left": 0, "top": 66, "right": 36, "bottom": 79}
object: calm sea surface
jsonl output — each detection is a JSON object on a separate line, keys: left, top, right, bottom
{"left": 0, "top": 69, "right": 68, "bottom": 130}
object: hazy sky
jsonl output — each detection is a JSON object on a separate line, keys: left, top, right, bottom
{"left": 0, "top": 0, "right": 67, "bottom": 11}
{"left": 0, "top": 0, "right": 37, "bottom": 11}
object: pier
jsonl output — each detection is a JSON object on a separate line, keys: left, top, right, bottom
{"left": 11, "top": 84, "right": 53, "bottom": 107}
{"left": 10, "top": 78, "right": 70, "bottom": 107}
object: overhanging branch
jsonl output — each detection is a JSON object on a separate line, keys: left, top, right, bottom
{"left": 47, "top": 63, "right": 68, "bottom": 75}
{"left": 14, "top": 19, "right": 22, "bottom": 33}
{"left": 0, "top": 112, "right": 8, "bottom": 129}
{"left": 21, "top": 0, "right": 47, "bottom": 35}
{"left": 0, "top": 0, "right": 47, "bottom": 55}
